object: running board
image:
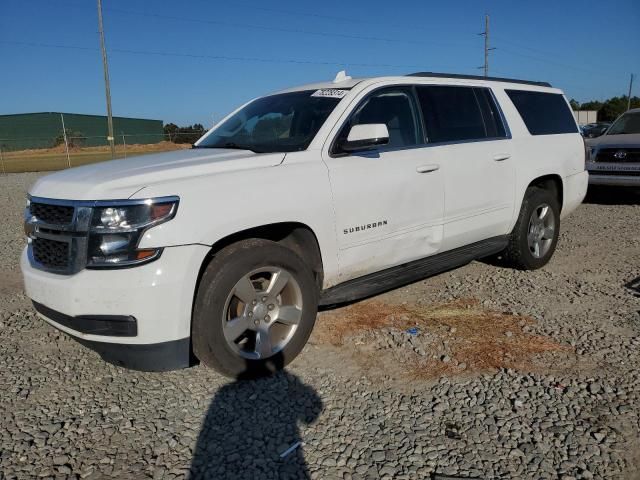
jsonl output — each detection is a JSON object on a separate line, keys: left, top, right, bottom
{"left": 319, "top": 236, "right": 508, "bottom": 306}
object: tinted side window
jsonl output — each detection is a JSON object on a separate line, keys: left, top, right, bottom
{"left": 416, "top": 86, "right": 487, "bottom": 143}
{"left": 506, "top": 90, "right": 578, "bottom": 135}
{"left": 335, "top": 87, "right": 421, "bottom": 152}
{"left": 474, "top": 88, "right": 507, "bottom": 138}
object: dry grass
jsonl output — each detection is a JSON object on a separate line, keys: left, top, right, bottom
{"left": 316, "top": 299, "right": 571, "bottom": 378}
{"left": 1, "top": 142, "right": 191, "bottom": 173}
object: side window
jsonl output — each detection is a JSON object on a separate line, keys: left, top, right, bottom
{"left": 335, "top": 87, "right": 421, "bottom": 152}
{"left": 474, "top": 88, "right": 507, "bottom": 138}
{"left": 416, "top": 86, "right": 486, "bottom": 143}
{"left": 505, "top": 90, "right": 578, "bottom": 135}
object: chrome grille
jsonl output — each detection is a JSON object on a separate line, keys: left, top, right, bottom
{"left": 30, "top": 202, "right": 74, "bottom": 225}
{"left": 25, "top": 197, "right": 92, "bottom": 275}
{"left": 32, "top": 237, "right": 70, "bottom": 269}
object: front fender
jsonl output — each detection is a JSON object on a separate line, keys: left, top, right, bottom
{"left": 133, "top": 154, "right": 340, "bottom": 287}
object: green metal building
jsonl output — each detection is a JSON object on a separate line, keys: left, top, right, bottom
{"left": 0, "top": 112, "right": 164, "bottom": 151}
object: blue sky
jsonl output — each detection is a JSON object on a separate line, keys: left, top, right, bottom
{"left": 1, "top": 0, "right": 639, "bottom": 126}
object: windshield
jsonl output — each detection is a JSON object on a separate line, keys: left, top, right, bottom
{"left": 196, "top": 90, "right": 343, "bottom": 153}
{"left": 607, "top": 111, "right": 640, "bottom": 135}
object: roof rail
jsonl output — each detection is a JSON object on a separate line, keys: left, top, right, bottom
{"left": 407, "top": 72, "right": 552, "bottom": 88}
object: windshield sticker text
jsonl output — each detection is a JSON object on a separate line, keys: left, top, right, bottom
{"left": 312, "top": 89, "right": 348, "bottom": 99}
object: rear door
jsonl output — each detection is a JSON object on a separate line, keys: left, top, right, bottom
{"left": 415, "top": 85, "right": 515, "bottom": 250}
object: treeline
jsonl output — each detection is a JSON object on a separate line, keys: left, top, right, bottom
{"left": 163, "top": 123, "right": 206, "bottom": 144}
{"left": 570, "top": 96, "right": 640, "bottom": 122}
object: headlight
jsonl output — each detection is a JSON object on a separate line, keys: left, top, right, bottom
{"left": 87, "top": 197, "right": 178, "bottom": 268}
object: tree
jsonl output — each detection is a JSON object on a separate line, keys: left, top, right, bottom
{"left": 569, "top": 99, "right": 581, "bottom": 111}
{"left": 163, "top": 123, "right": 179, "bottom": 142}
{"left": 576, "top": 95, "right": 640, "bottom": 122}
{"left": 163, "top": 123, "right": 206, "bottom": 144}
{"left": 53, "top": 129, "right": 86, "bottom": 148}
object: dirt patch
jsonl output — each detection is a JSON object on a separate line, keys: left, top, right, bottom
{"left": 314, "top": 299, "right": 572, "bottom": 378}
{"left": 6, "top": 141, "right": 191, "bottom": 158}
{"left": 0, "top": 270, "right": 24, "bottom": 296}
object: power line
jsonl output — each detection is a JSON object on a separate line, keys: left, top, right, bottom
{"left": 18, "top": 0, "right": 628, "bottom": 80}
{"left": 491, "top": 34, "right": 629, "bottom": 76}
{"left": 493, "top": 43, "right": 627, "bottom": 78}
{"left": 0, "top": 40, "right": 468, "bottom": 71}
{"left": 34, "top": 0, "right": 473, "bottom": 50}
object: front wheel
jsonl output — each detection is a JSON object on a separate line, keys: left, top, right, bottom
{"left": 502, "top": 187, "right": 560, "bottom": 270}
{"left": 192, "top": 239, "right": 319, "bottom": 378}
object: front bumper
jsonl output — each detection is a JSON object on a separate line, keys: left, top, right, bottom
{"left": 21, "top": 244, "right": 210, "bottom": 371}
{"left": 588, "top": 174, "right": 640, "bottom": 187}
{"left": 587, "top": 161, "right": 640, "bottom": 187}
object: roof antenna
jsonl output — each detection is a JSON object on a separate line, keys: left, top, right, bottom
{"left": 333, "top": 70, "right": 351, "bottom": 83}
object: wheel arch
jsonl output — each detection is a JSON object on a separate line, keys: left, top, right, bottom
{"left": 527, "top": 174, "right": 564, "bottom": 211}
{"left": 193, "top": 222, "right": 325, "bottom": 304}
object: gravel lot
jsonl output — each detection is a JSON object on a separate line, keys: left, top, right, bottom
{"left": 1, "top": 172, "right": 639, "bottom": 479}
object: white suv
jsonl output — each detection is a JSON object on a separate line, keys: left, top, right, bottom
{"left": 21, "top": 72, "right": 588, "bottom": 377}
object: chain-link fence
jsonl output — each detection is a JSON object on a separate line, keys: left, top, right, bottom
{"left": 0, "top": 132, "right": 203, "bottom": 173}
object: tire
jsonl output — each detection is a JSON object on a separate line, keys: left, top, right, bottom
{"left": 192, "top": 238, "right": 319, "bottom": 378}
{"left": 502, "top": 187, "right": 561, "bottom": 270}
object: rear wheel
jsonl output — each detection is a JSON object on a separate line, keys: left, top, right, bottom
{"left": 502, "top": 187, "right": 560, "bottom": 270}
{"left": 192, "top": 239, "right": 318, "bottom": 378}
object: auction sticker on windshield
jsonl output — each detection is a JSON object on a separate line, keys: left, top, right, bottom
{"left": 311, "top": 89, "right": 348, "bottom": 99}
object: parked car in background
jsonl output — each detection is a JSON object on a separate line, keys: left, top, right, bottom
{"left": 582, "top": 122, "right": 611, "bottom": 138}
{"left": 586, "top": 109, "right": 640, "bottom": 187}
{"left": 21, "top": 72, "right": 588, "bottom": 377}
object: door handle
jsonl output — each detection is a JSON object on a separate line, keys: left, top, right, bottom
{"left": 416, "top": 164, "right": 440, "bottom": 173}
{"left": 493, "top": 153, "right": 511, "bottom": 162}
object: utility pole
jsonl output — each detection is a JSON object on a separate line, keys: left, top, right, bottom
{"left": 97, "top": 0, "right": 116, "bottom": 159}
{"left": 627, "top": 73, "right": 635, "bottom": 111}
{"left": 60, "top": 114, "right": 71, "bottom": 168}
{"left": 478, "top": 15, "right": 496, "bottom": 77}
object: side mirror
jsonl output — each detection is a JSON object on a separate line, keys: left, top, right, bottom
{"left": 340, "top": 124, "right": 389, "bottom": 152}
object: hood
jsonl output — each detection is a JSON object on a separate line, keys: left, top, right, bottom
{"left": 586, "top": 133, "right": 640, "bottom": 148}
{"left": 29, "top": 148, "right": 285, "bottom": 200}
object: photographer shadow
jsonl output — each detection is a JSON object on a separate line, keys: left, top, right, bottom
{"left": 189, "top": 368, "right": 322, "bottom": 480}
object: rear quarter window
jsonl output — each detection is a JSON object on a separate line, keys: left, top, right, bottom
{"left": 506, "top": 90, "right": 578, "bottom": 135}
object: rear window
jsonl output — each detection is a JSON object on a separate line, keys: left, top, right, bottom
{"left": 506, "top": 90, "right": 578, "bottom": 135}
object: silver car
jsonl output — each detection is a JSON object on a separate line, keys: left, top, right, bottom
{"left": 586, "top": 108, "right": 640, "bottom": 187}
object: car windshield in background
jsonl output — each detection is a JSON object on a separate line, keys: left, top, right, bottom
{"left": 607, "top": 111, "right": 640, "bottom": 135}
{"left": 196, "top": 90, "right": 343, "bottom": 153}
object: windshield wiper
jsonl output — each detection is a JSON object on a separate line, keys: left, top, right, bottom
{"left": 194, "top": 142, "right": 264, "bottom": 153}
{"left": 223, "top": 142, "right": 265, "bottom": 153}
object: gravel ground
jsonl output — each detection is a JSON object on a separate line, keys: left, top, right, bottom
{"left": 1, "top": 172, "right": 639, "bottom": 479}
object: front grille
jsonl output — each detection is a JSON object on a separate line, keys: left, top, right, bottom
{"left": 32, "top": 238, "right": 70, "bottom": 269}
{"left": 591, "top": 170, "right": 640, "bottom": 177}
{"left": 30, "top": 202, "right": 74, "bottom": 225}
{"left": 595, "top": 148, "right": 640, "bottom": 163}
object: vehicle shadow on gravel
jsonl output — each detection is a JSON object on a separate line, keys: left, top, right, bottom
{"left": 583, "top": 186, "right": 640, "bottom": 205}
{"left": 189, "top": 370, "right": 322, "bottom": 480}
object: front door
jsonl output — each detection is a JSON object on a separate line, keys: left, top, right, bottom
{"left": 322, "top": 86, "right": 445, "bottom": 283}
